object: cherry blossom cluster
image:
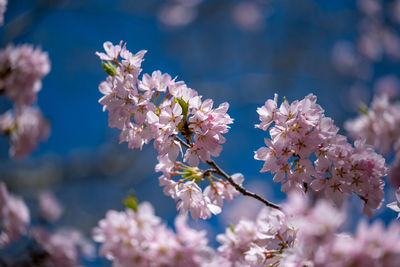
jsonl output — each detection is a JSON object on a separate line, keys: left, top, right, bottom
{"left": 93, "top": 202, "right": 226, "bottom": 267}
{"left": 29, "top": 191, "right": 93, "bottom": 266}
{"left": 345, "top": 93, "right": 400, "bottom": 154}
{"left": 280, "top": 193, "right": 345, "bottom": 266}
{"left": 0, "top": 182, "right": 93, "bottom": 266}
{"left": 97, "top": 41, "right": 232, "bottom": 165}
{"left": 0, "top": 182, "right": 30, "bottom": 247}
{"left": 254, "top": 94, "right": 387, "bottom": 216}
{"left": 281, "top": 193, "right": 400, "bottom": 266}
{"left": 31, "top": 227, "right": 94, "bottom": 267}
{"left": 0, "top": 44, "right": 50, "bottom": 108}
{"left": 92, "top": 194, "right": 400, "bottom": 266}
{"left": 333, "top": 0, "right": 400, "bottom": 79}
{"left": 0, "top": 43, "right": 50, "bottom": 158}
{"left": 345, "top": 92, "right": 400, "bottom": 189}
{"left": 155, "top": 156, "right": 243, "bottom": 220}
{"left": 217, "top": 207, "right": 296, "bottom": 266}
{"left": 97, "top": 41, "right": 239, "bottom": 220}
{"left": 217, "top": 193, "right": 400, "bottom": 266}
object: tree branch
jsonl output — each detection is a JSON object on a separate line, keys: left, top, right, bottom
{"left": 206, "top": 160, "right": 281, "bottom": 210}
{"left": 173, "top": 135, "right": 281, "bottom": 210}
{"left": 174, "top": 135, "right": 191, "bottom": 149}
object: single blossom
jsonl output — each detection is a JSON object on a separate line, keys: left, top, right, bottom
{"left": 38, "top": 191, "right": 63, "bottom": 222}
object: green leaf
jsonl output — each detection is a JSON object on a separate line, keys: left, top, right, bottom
{"left": 124, "top": 194, "right": 138, "bottom": 211}
{"left": 229, "top": 223, "right": 235, "bottom": 232}
{"left": 102, "top": 61, "right": 117, "bottom": 76}
{"left": 358, "top": 103, "right": 369, "bottom": 115}
{"left": 175, "top": 98, "right": 189, "bottom": 122}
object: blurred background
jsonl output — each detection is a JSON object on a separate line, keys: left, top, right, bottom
{"left": 1, "top": 0, "right": 400, "bottom": 265}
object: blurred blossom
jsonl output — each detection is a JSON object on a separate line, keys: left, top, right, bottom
{"left": 39, "top": 191, "right": 63, "bottom": 222}
{"left": 282, "top": 193, "right": 400, "bottom": 266}
{"left": 0, "top": 182, "right": 30, "bottom": 248}
{"left": 334, "top": 0, "right": 400, "bottom": 98}
{"left": 232, "top": 2, "right": 264, "bottom": 32}
{"left": 0, "top": 0, "right": 6, "bottom": 26}
{"left": 332, "top": 41, "right": 367, "bottom": 78}
{"left": 0, "top": 107, "right": 50, "bottom": 158}
{"left": 174, "top": 0, "right": 202, "bottom": 7}
{"left": 356, "top": 7, "right": 400, "bottom": 62}
{"left": 382, "top": 29, "right": 400, "bottom": 60}
{"left": 357, "top": 0, "right": 382, "bottom": 17}
{"left": 341, "top": 83, "right": 370, "bottom": 112}
{"left": 391, "top": 0, "right": 400, "bottom": 24}
{"left": 358, "top": 31, "right": 383, "bottom": 61}
{"left": 0, "top": 44, "right": 50, "bottom": 108}
{"left": 158, "top": 4, "right": 198, "bottom": 28}
{"left": 345, "top": 94, "right": 400, "bottom": 154}
{"left": 31, "top": 227, "right": 94, "bottom": 267}
{"left": 374, "top": 74, "right": 400, "bottom": 99}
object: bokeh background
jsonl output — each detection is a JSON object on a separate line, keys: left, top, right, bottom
{"left": 1, "top": 0, "right": 400, "bottom": 265}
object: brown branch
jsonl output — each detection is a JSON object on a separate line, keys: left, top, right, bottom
{"left": 206, "top": 160, "right": 281, "bottom": 210}
{"left": 173, "top": 135, "right": 281, "bottom": 210}
{"left": 174, "top": 135, "right": 191, "bottom": 149}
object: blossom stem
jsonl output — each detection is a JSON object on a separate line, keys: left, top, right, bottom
{"left": 173, "top": 135, "right": 281, "bottom": 210}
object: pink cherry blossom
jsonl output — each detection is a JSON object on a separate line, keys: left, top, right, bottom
{"left": 93, "top": 202, "right": 219, "bottom": 266}
{"left": 0, "top": 0, "right": 6, "bottom": 25}
{"left": 96, "top": 41, "right": 123, "bottom": 61}
{"left": 255, "top": 94, "right": 387, "bottom": 216}
{"left": 0, "top": 44, "right": 50, "bottom": 108}
{"left": 176, "top": 181, "right": 221, "bottom": 220}
{"left": 97, "top": 41, "right": 235, "bottom": 219}
{"left": 38, "top": 191, "right": 63, "bottom": 222}
{"left": 0, "top": 107, "right": 50, "bottom": 158}
{"left": 345, "top": 93, "right": 400, "bottom": 154}
{"left": 0, "top": 182, "right": 30, "bottom": 247}
{"left": 217, "top": 206, "right": 295, "bottom": 266}
{"left": 31, "top": 227, "right": 94, "bottom": 267}
{"left": 96, "top": 41, "right": 232, "bottom": 165}
{"left": 387, "top": 188, "right": 400, "bottom": 218}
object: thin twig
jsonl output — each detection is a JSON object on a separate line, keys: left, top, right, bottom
{"left": 173, "top": 135, "right": 281, "bottom": 210}
{"left": 206, "top": 160, "right": 281, "bottom": 210}
{"left": 174, "top": 135, "right": 191, "bottom": 148}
